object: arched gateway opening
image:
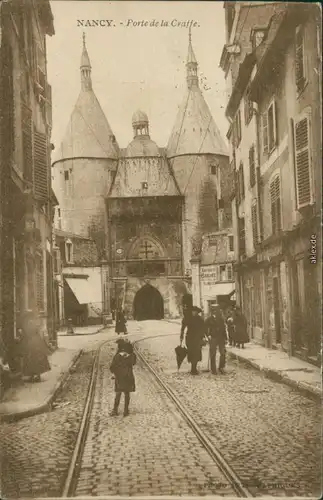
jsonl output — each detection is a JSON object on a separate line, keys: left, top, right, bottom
{"left": 133, "top": 284, "right": 164, "bottom": 320}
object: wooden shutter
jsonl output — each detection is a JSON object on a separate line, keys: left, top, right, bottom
{"left": 270, "top": 175, "right": 281, "bottom": 234}
{"left": 22, "top": 102, "right": 33, "bottom": 181}
{"left": 251, "top": 202, "right": 258, "bottom": 248}
{"left": 262, "top": 112, "right": 268, "bottom": 153}
{"left": 294, "top": 116, "right": 312, "bottom": 208}
{"left": 33, "top": 130, "right": 49, "bottom": 201}
{"left": 1, "top": 39, "right": 15, "bottom": 154}
{"left": 268, "top": 101, "right": 277, "bottom": 151}
{"left": 36, "top": 252, "right": 44, "bottom": 312}
{"left": 295, "top": 27, "right": 305, "bottom": 93}
{"left": 249, "top": 145, "right": 256, "bottom": 187}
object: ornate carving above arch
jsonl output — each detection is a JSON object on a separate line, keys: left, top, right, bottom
{"left": 127, "top": 236, "right": 166, "bottom": 260}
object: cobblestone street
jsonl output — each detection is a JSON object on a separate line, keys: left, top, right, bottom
{"left": 0, "top": 321, "right": 321, "bottom": 498}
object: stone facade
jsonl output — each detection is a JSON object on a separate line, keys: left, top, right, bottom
{"left": 221, "top": 2, "right": 321, "bottom": 364}
{"left": 53, "top": 33, "right": 229, "bottom": 320}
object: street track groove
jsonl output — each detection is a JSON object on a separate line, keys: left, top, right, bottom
{"left": 61, "top": 331, "right": 253, "bottom": 497}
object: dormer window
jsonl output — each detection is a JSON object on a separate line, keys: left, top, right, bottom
{"left": 65, "top": 239, "right": 73, "bottom": 264}
{"left": 251, "top": 29, "right": 266, "bottom": 50}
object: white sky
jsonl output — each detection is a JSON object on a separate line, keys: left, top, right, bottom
{"left": 47, "top": 1, "right": 229, "bottom": 150}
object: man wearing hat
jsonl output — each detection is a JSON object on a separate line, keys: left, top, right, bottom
{"left": 180, "top": 306, "right": 205, "bottom": 375}
{"left": 205, "top": 304, "right": 227, "bottom": 374}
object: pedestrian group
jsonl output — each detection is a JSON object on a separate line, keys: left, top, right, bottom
{"left": 180, "top": 303, "right": 249, "bottom": 375}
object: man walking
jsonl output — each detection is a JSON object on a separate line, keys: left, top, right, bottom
{"left": 205, "top": 304, "right": 227, "bottom": 374}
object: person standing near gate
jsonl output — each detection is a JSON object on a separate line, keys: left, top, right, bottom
{"left": 115, "top": 308, "right": 127, "bottom": 335}
{"left": 180, "top": 306, "right": 205, "bottom": 375}
{"left": 205, "top": 304, "right": 227, "bottom": 375}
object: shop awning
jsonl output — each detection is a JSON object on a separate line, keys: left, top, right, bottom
{"left": 212, "top": 282, "right": 235, "bottom": 297}
{"left": 64, "top": 277, "right": 101, "bottom": 305}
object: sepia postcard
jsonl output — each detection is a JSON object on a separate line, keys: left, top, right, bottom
{"left": 0, "top": 1, "right": 321, "bottom": 499}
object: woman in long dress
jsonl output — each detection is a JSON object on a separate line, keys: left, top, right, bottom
{"left": 18, "top": 313, "right": 51, "bottom": 382}
{"left": 180, "top": 306, "right": 205, "bottom": 375}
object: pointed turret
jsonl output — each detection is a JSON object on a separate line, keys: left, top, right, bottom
{"left": 80, "top": 32, "right": 92, "bottom": 91}
{"left": 53, "top": 34, "right": 119, "bottom": 163}
{"left": 167, "top": 30, "right": 228, "bottom": 158}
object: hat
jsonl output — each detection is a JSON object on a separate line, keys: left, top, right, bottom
{"left": 192, "top": 306, "right": 202, "bottom": 313}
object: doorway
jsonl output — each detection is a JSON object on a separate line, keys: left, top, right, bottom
{"left": 272, "top": 277, "right": 281, "bottom": 344}
{"left": 133, "top": 284, "right": 164, "bottom": 320}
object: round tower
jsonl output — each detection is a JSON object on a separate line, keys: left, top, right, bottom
{"left": 52, "top": 34, "right": 119, "bottom": 248}
{"left": 167, "top": 29, "right": 229, "bottom": 274}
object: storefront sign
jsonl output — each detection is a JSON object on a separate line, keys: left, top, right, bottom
{"left": 200, "top": 265, "right": 218, "bottom": 286}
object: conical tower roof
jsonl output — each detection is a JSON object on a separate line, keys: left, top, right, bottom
{"left": 53, "top": 34, "right": 119, "bottom": 164}
{"left": 167, "top": 31, "right": 228, "bottom": 158}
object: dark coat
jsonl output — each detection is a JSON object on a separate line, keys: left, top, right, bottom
{"left": 181, "top": 315, "right": 205, "bottom": 364}
{"left": 205, "top": 314, "right": 227, "bottom": 343}
{"left": 115, "top": 311, "right": 127, "bottom": 334}
{"left": 19, "top": 326, "right": 51, "bottom": 377}
{"left": 110, "top": 351, "right": 136, "bottom": 393}
{"left": 235, "top": 312, "right": 249, "bottom": 343}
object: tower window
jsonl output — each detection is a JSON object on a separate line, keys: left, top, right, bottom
{"left": 64, "top": 171, "right": 69, "bottom": 181}
{"left": 211, "top": 164, "right": 217, "bottom": 175}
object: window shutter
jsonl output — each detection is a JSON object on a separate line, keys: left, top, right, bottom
{"left": 294, "top": 116, "right": 312, "bottom": 208}
{"left": 295, "top": 28, "right": 305, "bottom": 93}
{"left": 251, "top": 203, "right": 258, "bottom": 247}
{"left": 262, "top": 112, "right": 268, "bottom": 153}
{"left": 272, "top": 100, "right": 277, "bottom": 148}
{"left": 270, "top": 175, "right": 281, "bottom": 234}
{"left": 22, "top": 103, "right": 33, "bottom": 182}
{"left": 249, "top": 145, "right": 256, "bottom": 187}
{"left": 33, "top": 130, "right": 49, "bottom": 201}
{"left": 1, "top": 40, "right": 15, "bottom": 154}
{"left": 36, "top": 252, "right": 44, "bottom": 312}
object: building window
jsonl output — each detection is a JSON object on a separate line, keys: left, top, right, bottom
{"left": 251, "top": 201, "right": 258, "bottom": 249}
{"left": 227, "top": 263, "right": 233, "bottom": 281}
{"left": 65, "top": 239, "right": 73, "bottom": 263}
{"left": 237, "top": 162, "right": 245, "bottom": 203}
{"left": 262, "top": 100, "right": 277, "bottom": 154}
{"left": 234, "top": 110, "right": 242, "bottom": 146}
{"left": 141, "top": 181, "right": 148, "bottom": 190}
{"left": 208, "top": 234, "right": 217, "bottom": 247}
{"left": 244, "top": 88, "right": 253, "bottom": 125}
{"left": 251, "top": 29, "right": 266, "bottom": 51}
{"left": 53, "top": 249, "right": 61, "bottom": 275}
{"left": 249, "top": 145, "right": 256, "bottom": 187}
{"left": 270, "top": 175, "right": 282, "bottom": 235}
{"left": 219, "top": 265, "right": 226, "bottom": 281}
{"left": 294, "top": 114, "right": 312, "bottom": 209}
{"left": 238, "top": 217, "right": 246, "bottom": 257}
{"left": 210, "top": 164, "right": 217, "bottom": 175}
{"left": 295, "top": 26, "right": 307, "bottom": 94}
{"left": 64, "top": 170, "right": 69, "bottom": 181}
{"left": 228, "top": 235, "right": 234, "bottom": 252}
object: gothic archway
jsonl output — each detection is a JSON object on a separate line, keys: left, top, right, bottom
{"left": 133, "top": 284, "right": 164, "bottom": 320}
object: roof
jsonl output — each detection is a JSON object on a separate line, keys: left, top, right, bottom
{"left": 167, "top": 87, "right": 229, "bottom": 157}
{"left": 126, "top": 136, "right": 160, "bottom": 157}
{"left": 54, "top": 228, "right": 92, "bottom": 241}
{"left": 52, "top": 89, "right": 119, "bottom": 164}
{"left": 109, "top": 155, "right": 180, "bottom": 198}
{"left": 132, "top": 110, "right": 149, "bottom": 125}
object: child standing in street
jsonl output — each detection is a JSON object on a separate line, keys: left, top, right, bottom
{"left": 110, "top": 339, "right": 136, "bottom": 417}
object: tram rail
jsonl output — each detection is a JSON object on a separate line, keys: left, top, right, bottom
{"left": 61, "top": 331, "right": 253, "bottom": 497}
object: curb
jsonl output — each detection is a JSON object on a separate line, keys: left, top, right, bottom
{"left": 58, "top": 325, "right": 105, "bottom": 337}
{"left": 227, "top": 350, "right": 321, "bottom": 402}
{"left": 0, "top": 349, "right": 84, "bottom": 423}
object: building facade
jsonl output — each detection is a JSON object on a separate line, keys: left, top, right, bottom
{"left": 53, "top": 33, "right": 230, "bottom": 320}
{"left": 220, "top": 2, "right": 321, "bottom": 364}
{"left": 0, "top": 1, "right": 56, "bottom": 370}
{"left": 53, "top": 228, "right": 103, "bottom": 326}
